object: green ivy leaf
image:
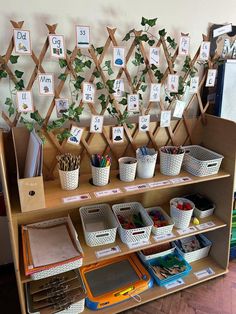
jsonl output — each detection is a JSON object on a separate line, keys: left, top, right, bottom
{"left": 92, "top": 70, "right": 101, "bottom": 78}
{"left": 148, "top": 39, "right": 155, "bottom": 46}
{"left": 154, "top": 69, "right": 164, "bottom": 83}
{"left": 167, "top": 36, "right": 177, "bottom": 49}
{"left": 108, "top": 68, "right": 114, "bottom": 76}
{"left": 119, "top": 98, "right": 127, "bottom": 106}
{"left": 159, "top": 29, "right": 167, "bottom": 37}
{"left": 95, "top": 47, "right": 104, "bottom": 55}
{"left": 14, "top": 70, "right": 24, "bottom": 78}
{"left": 66, "top": 49, "right": 72, "bottom": 55}
{"left": 20, "top": 117, "right": 34, "bottom": 132}
{"left": 74, "top": 76, "right": 85, "bottom": 90}
{"left": 127, "top": 123, "right": 134, "bottom": 129}
{"left": 58, "top": 73, "right": 68, "bottom": 81}
{"left": 84, "top": 60, "right": 92, "bottom": 68}
{"left": 141, "top": 17, "right": 148, "bottom": 26}
{"left": 15, "top": 79, "right": 24, "bottom": 91}
{"left": 0, "top": 70, "right": 7, "bottom": 78}
{"left": 140, "top": 84, "right": 147, "bottom": 92}
{"left": 151, "top": 64, "right": 157, "bottom": 70}
{"left": 59, "top": 59, "right": 67, "bottom": 68}
{"left": 105, "top": 60, "right": 111, "bottom": 68}
{"left": 106, "top": 79, "right": 115, "bottom": 93}
{"left": 30, "top": 110, "right": 44, "bottom": 126}
{"left": 8, "top": 106, "right": 15, "bottom": 117}
{"left": 10, "top": 55, "right": 19, "bottom": 64}
{"left": 96, "top": 82, "right": 104, "bottom": 90}
{"left": 5, "top": 97, "right": 13, "bottom": 106}
{"left": 147, "top": 18, "right": 158, "bottom": 27}
{"left": 57, "top": 129, "right": 72, "bottom": 142}
{"left": 139, "top": 34, "right": 149, "bottom": 42}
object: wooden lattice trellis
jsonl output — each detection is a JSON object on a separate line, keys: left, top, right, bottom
{"left": 0, "top": 20, "right": 213, "bottom": 179}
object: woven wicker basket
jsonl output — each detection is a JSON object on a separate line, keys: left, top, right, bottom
{"left": 170, "top": 198, "right": 195, "bottom": 230}
{"left": 146, "top": 206, "right": 174, "bottom": 236}
{"left": 159, "top": 146, "right": 185, "bottom": 176}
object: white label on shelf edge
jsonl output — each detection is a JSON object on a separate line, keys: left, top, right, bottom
{"left": 95, "top": 246, "right": 121, "bottom": 258}
{"left": 94, "top": 188, "right": 122, "bottom": 197}
{"left": 194, "top": 267, "right": 215, "bottom": 279}
{"left": 164, "top": 278, "right": 185, "bottom": 290}
{"left": 148, "top": 180, "right": 170, "bottom": 188}
{"left": 176, "top": 226, "right": 197, "bottom": 235}
{"left": 126, "top": 239, "right": 150, "bottom": 249}
{"left": 196, "top": 221, "right": 216, "bottom": 230}
{"left": 124, "top": 184, "right": 149, "bottom": 192}
{"left": 169, "top": 177, "right": 192, "bottom": 184}
{"left": 62, "top": 193, "right": 91, "bottom": 203}
{"left": 153, "top": 232, "right": 175, "bottom": 242}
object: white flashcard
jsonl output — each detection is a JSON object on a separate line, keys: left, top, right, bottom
{"left": 173, "top": 100, "right": 186, "bottom": 118}
{"left": 82, "top": 82, "right": 95, "bottom": 103}
{"left": 90, "top": 115, "right": 104, "bottom": 133}
{"left": 49, "top": 34, "right": 66, "bottom": 59}
{"left": 113, "top": 79, "right": 125, "bottom": 98}
{"left": 16, "top": 91, "right": 34, "bottom": 113}
{"left": 189, "top": 76, "right": 199, "bottom": 94}
{"left": 213, "top": 23, "right": 232, "bottom": 38}
{"left": 149, "top": 83, "right": 161, "bottom": 102}
{"left": 205, "top": 69, "right": 217, "bottom": 87}
{"left": 179, "top": 35, "right": 190, "bottom": 56}
{"left": 139, "top": 115, "right": 150, "bottom": 132}
{"left": 160, "top": 110, "right": 171, "bottom": 127}
{"left": 167, "top": 74, "right": 179, "bottom": 93}
{"left": 128, "top": 94, "right": 139, "bottom": 112}
{"left": 149, "top": 47, "right": 160, "bottom": 66}
{"left": 55, "top": 98, "right": 69, "bottom": 117}
{"left": 113, "top": 47, "right": 125, "bottom": 67}
{"left": 76, "top": 25, "right": 90, "bottom": 48}
{"left": 112, "top": 126, "right": 124, "bottom": 143}
{"left": 38, "top": 73, "right": 54, "bottom": 96}
{"left": 199, "top": 42, "right": 210, "bottom": 61}
{"left": 13, "top": 29, "right": 32, "bottom": 55}
{"left": 67, "top": 126, "right": 83, "bottom": 145}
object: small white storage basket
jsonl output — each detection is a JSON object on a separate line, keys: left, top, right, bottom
{"left": 79, "top": 204, "right": 118, "bottom": 247}
{"left": 159, "top": 146, "right": 185, "bottom": 176}
{"left": 112, "top": 202, "right": 153, "bottom": 244}
{"left": 170, "top": 198, "right": 195, "bottom": 230}
{"left": 138, "top": 246, "right": 175, "bottom": 262}
{"left": 146, "top": 207, "right": 174, "bottom": 236}
{"left": 173, "top": 234, "right": 212, "bottom": 263}
{"left": 183, "top": 145, "right": 224, "bottom": 177}
{"left": 27, "top": 217, "right": 83, "bottom": 281}
{"left": 194, "top": 205, "right": 215, "bottom": 219}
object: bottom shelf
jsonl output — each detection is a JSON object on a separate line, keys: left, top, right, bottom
{"left": 82, "top": 256, "right": 227, "bottom": 314}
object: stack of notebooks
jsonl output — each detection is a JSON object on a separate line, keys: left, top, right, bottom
{"left": 22, "top": 216, "right": 83, "bottom": 277}
{"left": 26, "top": 270, "right": 87, "bottom": 314}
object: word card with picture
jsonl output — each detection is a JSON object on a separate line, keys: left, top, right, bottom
{"left": 173, "top": 100, "right": 186, "bottom": 118}
{"left": 76, "top": 25, "right": 90, "bottom": 48}
{"left": 113, "top": 47, "right": 125, "bottom": 68}
{"left": 189, "top": 76, "right": 199, "bottom": 93}
{"left": 205, "top": 69, "right": 217, "bottom": 87}
{"left": 113, "top": 79, "right": 125, "bottom": 98}
{"left": 179, "top": 34, "right": 190, "bottom": 56}
{"left": 16, "top": 91, "right": 34, "bottom": 113}
{"left": 67, "top": 126, "right": 83, "bottom": 145}
{"left": 90, "top": 115, "right": 104, "bottom": 133}
{"left": 199, "top": 41, "right": 210, "bottom": 61}
{"left": 55, "top": 98, "right": 69, "bottom": 117}
{"left": 112, "top": 126, "right": 124, "bottom": 143}
{"left": 139, "top": 115, "right": 150, "bottom": 132}
{"left": 160, "top": 110, "right": 171, "bottom": 127}
{"left": 13, "top": 29, "right": 32, "bottom": 55}
{"left": 149, "top": 47, "right": 160, "bottom": 66}
{"left": 127, "top": 94, "right": 139, "bottom": 112}
{"left": 49, "top": 34, "right": 65, "bottom": 59}
{"left": 150, "top": 83, "right": 161, "bottom": 102}
{"left": 38, "top": 74, "right": 54, "bottom": 96}
{"left": 167, "top": 74, "right": 179, "bottom": 93}
{"left": 82, "top": 82, "right": 95, "bottom": 103}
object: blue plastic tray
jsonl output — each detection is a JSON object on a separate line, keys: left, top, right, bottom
{"left": 145, "top": 251, "right": 192, "bottom": 286}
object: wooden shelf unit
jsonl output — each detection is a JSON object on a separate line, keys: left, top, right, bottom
{"left": 0, "top": 115, "right": 235, "bottom": 314}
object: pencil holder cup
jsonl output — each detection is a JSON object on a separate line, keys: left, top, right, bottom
{"left": 119, "top": 157, "right": 137, "bottom": 182}
{"left": 136, "top": 148, "right": 157, "bottom": 179}
{"left": 91, "top": 165, "right": 110, "bottom": 186}
{"left": 170, "top": 197, "right": 195, "bottom": 229}
{"left": 58, "top": 168, "right": 79, "bottom": 190}
{"left": 160, "top": 146, "right": 185, "bottom": 176}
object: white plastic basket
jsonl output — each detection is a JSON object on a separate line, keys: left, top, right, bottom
{"left": 79, "top": 204, "right": 118, "bottom": 247}
{"left": 26, "top": 216, "right": 83, "bottom": 281}
{"left": 137, "top": 246, "right": 175, "bottom": 262}
{"left": 170, "top": 198, "right": 195, "bottom": 230}
{"left": 145, "top": 207, "right": 174, "bottom": 236}
{"left": 112, "top": 202, "right": 153, "bottom": 244}
{"left": 91, "top": 165, "right": 110, "bottom": 186}
{"left": 194, "top": 205, "right": 215, "bottom": 219}
{"left": 159, "top": 147, "right": 185, "bottom": 176}
{"left": 183, "top": 145, "right": 224, "bottom": 177}
{"left": 59, "top": 168, "right": 79, "bottom": 190}
{"left": 136, "top": 148, "right": 157, "bottom": 179}
{"left": 173, "top": 234, "right": 212, "bottom": 263}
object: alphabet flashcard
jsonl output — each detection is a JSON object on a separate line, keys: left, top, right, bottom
{"left": 82, "top": 82, "right": 95, "bottom": 103}
{"left": 149, "top": 83, "right": 161, "bottom": 102}
{"left": 113, "top": 47, "right": 125, "bottom": 68}
{"left": 49, "top": 34, "right": 66, "bottom": 59}
{"left": 139, "top": 115, "right": 150, "bottom": 132}
{"left": 127, "top": 94, "right": 139, "bottom": 112}
{"left": 179, "top": 35, "right": 190, "bottom": 56}
{"left": 112, "top": 126, "right": 124, "bottom": 143}
{"left": 199, "top": 41, "right": 211, "bottom": 61}
{"left": 160, "top": 110, "right": 171, "bottom": 127}
{"left": 76, "top": 25, "right": 90, "bottom": 48}
{"left": 113, "top": 79, "right": 125, "bottom": 98}
{"left": 38, "top": 74, "right": 54, "bottom": 96}
{"left": 67, "top": 126, "right": 83, "bottom": 145}
{"left": 16, "top": 91, "right": 34, "bottom": 113}
{"left": 55, "top": 98, "right": 69, "bottom": 117}
{"left": 90, "top": 115, "right": 104, "bottom": 133}
{"left": 167, "top": 74, "right": 179, "bottom": 93}
{"left": 13, "top": 29, "right": 32, "bottom": 55}
{"left": 149, "top": 47, "right": 160, "bottom": 66}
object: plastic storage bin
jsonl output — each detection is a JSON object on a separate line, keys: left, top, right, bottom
{"left": 138, "top": 244, "right": 175, "bottom": 262}
{"left": 146, "top": 206, "right": 174, "bottom": 236}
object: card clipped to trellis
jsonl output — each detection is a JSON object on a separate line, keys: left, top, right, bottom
{"left": 16, "top": 91, "right": 34, "bottom": 113}
{"left": 173, "top": 100, "right": 186, "bottom": 118}
{"left": 160, "top": 110, "right": 171, "bottom": 127}
{"left": 149, "top": 47, "right": 160, "bottom": 66}
{"left": 113, "top": 79, "right": 125, "bottom": 98}
{"left": 48, "top": 34, "right": 65, "bottom": 59}
{"left": 55, "top": 98, "right": 69, "bottom": 117}
{"left": 149, "top": 83, "right": 161, "bottom": 102}
{"left": 189, "top": 76, "right": 199, "bottom": 94}
{"left": 199, "top": 41, "right": 211, "bottom": 61}
{"left": 38, "top": 73, "right": 54, "bottom": 96}
{"left": 127, "top": 94, "right": 139, "bottom": 112}
{"left": 139, "top": 115, "right": 150, "bottom": 132}
{"left": 76, "top": 25, "right": 90, "bottom": 48}
{"left": 82, "top": 82, "right": 95, "bottom": 103}
{"left": 113, "top": 47, "right": 125, "bottom": 67}
{"left": 179, "top": 34, "right": 190, "bottom": 56}
{"left": 13, "top": 29, "right": 32, "bottom": 55}
{"left": 205, "top": 69, "right": 217, "bottom": 87}
{"left": 67, "top": 126, "right": 83, "bottom": 145}
{"left": 167, "top": 74, "right": 179, "bottom": 93}
{"left": 90, "top": 115, "right": 104, "bottom": 133}
{"left": 112, "top": 126, "right": 124, "bottom": 143}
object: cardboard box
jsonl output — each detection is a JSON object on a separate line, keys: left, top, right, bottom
{"left": 12, "top": 127, "right": 45, "bottom": 212}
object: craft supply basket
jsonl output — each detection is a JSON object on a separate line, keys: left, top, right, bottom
{"left": 184, "top": 194, "right": 215, "bottom": 219}
{"left": 138, "top": 245, "right": 175, "bottom": 262}
{"left": 136, "top": 147, "right": 157, "bottom": 179}
{"left": 59, "top": 168, "right": 79, "bottom": 190}
{"left": 91, "top": 164, "right": 110, "bottom": 186}
{"left": 182, "top": 145, "right": 224, "bottom": 177}
{"left": 79, "top": 204, "right": 118, "bottom": 247}
{"left": 146, "top": 206, "right": 174, "bottom": 236}
{"left": 173, "top": 234, "right": 212, "bottom": 263}
{"left": 159, "top": 146, "right": 185, "bottom": 176}
{"left": 170, "top": 198, "right": 195, "bottom": 230}
{"left": 112, "top": 202, "right": 153, "bottom": 244}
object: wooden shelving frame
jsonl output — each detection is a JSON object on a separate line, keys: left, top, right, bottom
{"left": 0, "top": 114, "right": 235, "bottom": 314}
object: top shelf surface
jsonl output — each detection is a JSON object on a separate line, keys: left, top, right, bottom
{"left": 11, "top": 169, "right": 230, "bottom": 216}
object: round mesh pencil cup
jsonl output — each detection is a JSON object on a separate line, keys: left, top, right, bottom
{"left": 57, "top": 153, "right": 80, "bottom": 190}
{"left": 91, "top": 154, "right": 111, "bottom": 186}
{"left": 160, "top": 146, "right": 185, "bottom": 176}
{"left": 136, "top": 147, "right": 157, "bottom": 179}
{"left": 119, "top": 157, "right": 137, "bottom": 182}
